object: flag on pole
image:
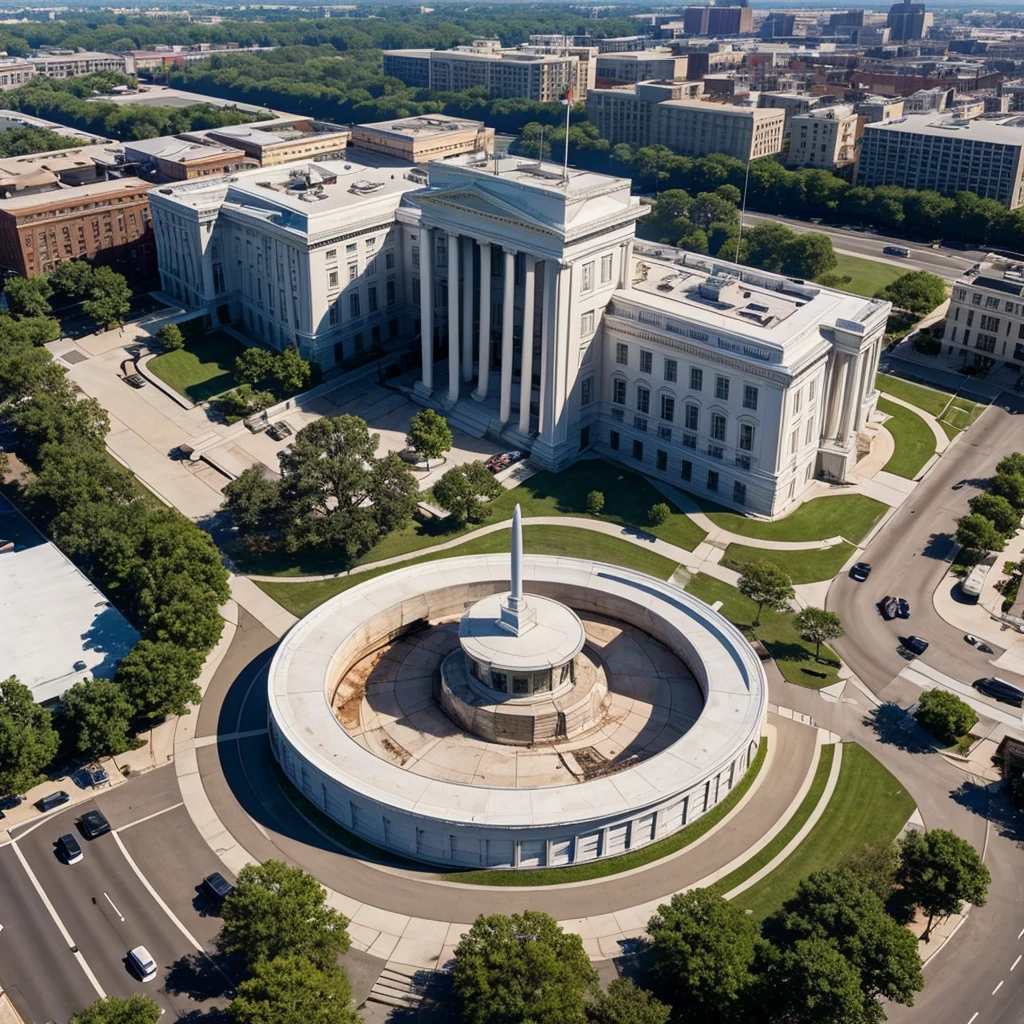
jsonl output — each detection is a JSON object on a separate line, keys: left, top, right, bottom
{"left": 562, "top": 84, "right": 574, "bottom": 105}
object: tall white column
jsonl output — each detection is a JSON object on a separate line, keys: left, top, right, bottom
{"left": 447, "top": 231, "right": 460, "bottom": 405}
{"left": 537, "top": 260, "right": 556, "bottom": 437}
{"left": 518, "top": 255, "right": 536, "bottom": 435}
{"left": 461, "top": 235, "right": 474, "bottom": 383}
{"left": 474, "top": 241, "right": 491, "bottom": 401}
{"left": 418, "top": 226, "right": 433, "bottom": 393}
{"left": 838, "top": 352, "right": 859, "bottom": 441}
{"left": 499, "top": 249, "right": 516, "bottom": 424}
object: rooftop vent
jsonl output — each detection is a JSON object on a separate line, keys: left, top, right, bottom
{"left": 698, "top": 273, "right": 742, "bottom": 306}
{"left": 349, "top": 179, "right": 385, "bottom": 195}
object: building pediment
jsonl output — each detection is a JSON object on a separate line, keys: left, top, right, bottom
{"left": 419, "top": 184, "right": 563, "bottom": 241}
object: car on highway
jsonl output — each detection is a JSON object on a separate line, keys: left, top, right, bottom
{"left": 35, "top": 791, "right": 70, "bottom": 812}
{"left": 850, "top": 561, "right": 872, "bottom": 581}
{"left": 896, "top": 598, "right": 910, "bottom": 619}
{"left": 77, "top": 809, "right": 111, "bottom": 839}
{"left": 128, "top": 945, "right": 158, "bottom": 983}
{"left": 903, "top": 635, "right": 929, "bottom": 656}
{"left": 56, "top": 833, "right": 83, "bottom": 865}
{"left": 485, "top": 450, "right": 527, "bottom": 473}
{"left": 267, "top": 421, "right": 292, "bottom": 442}
{"left": 883, "top": 245, "right": 910, "bottom": 258}
{"left": 201, "top": 871, "right": 235, "bottom": 903}
{"left": 880, "top": 596, "right": 898, "bottom": 620}
{"left": 123, "top": 373, "right": 147, "bottom": 389}
{"left": 973, "top": 677, "right": 1024, "bottom": 707}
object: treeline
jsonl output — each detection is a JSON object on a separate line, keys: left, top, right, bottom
{"left": 0, "top": 125, "right": 84, "bottom": 158}
{"left": 0, "top": 292, "right": 229, "bottom": 794}
{"left": 0, "top": 71, "right": 262, "bottom": 142}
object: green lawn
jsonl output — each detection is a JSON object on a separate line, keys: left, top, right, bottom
{"left": 875, "top": 373, "right": 950, "bottom": 418}
{"left": 818, "top": 253, "right": 906, "bottom": 298}
{"left": 686, "top": 573, "right": 841, "bottom": 689}
{"left": 877, "top": 397, "right": 935, "bottom": 479}
{"left": 148, "top": 331, "right": 245, "bottom": 402}
{"left": 720, "top": 541, "right": 856, "bottom": 586}
{"left": 257, "top": 524, "right": 680, "bottom": 618}
{"left": 731, "top": 743, "right": 916, "bottom": 920}
{"left": 941, "top": 395, "right": 985, "bottom": 434}
{"left": 703, "top": 494, "right": 887, "bottom": 545}
{"left": 710, "top": 744, "right": 835, "bottom": 896}
{"left": 239, "top": 458, "right": 708, "bottom": 577}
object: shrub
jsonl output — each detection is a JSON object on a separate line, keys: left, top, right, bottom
{"left": 914, "top": 688, "right": 978, "bottom": 745}
{"left": 648, "top": 502, "right": 671, "bottom": 527}
{"left": 586, "top": 490, "right": 605, "bottom": 514}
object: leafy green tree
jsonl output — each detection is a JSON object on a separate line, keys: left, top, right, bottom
{"left": 786, "top": 233, "right": 837, "bottom": 279}
{"left": 218, "top": 860, "right": 351, "bottom": 973}
{"left": 433, "top": 461, "right": 504, "bottom": 525}
{"left": 48, "top": 259, "right": 94, "bottom": 301}
{"left": 842, "top": 842, "right": 900, "bottom": 904}
{"left": 234, "top": 347, "right": 278, "bottom": 387}
{"left": 646, "top": 889, "right": 759, "bottom": 1023}
{"left": 0, "top": 126, "right": 85, "bottom": 158}
{"left": 69, "top": 994, "right": 162, "bottom": 1024}
{"left": 996, "top": 452, "right": 1024, "bottom": 478}
{"left": 216, "top": 384, "right": 276, "bottom": 423}
{"left": 368, "top": 450, "right": 419, "bottom": 535}
{"left": 795, "top": 607, "right": 844, "bottom": 662}
{"left": 83, "top": 267, "right": 132, "bottom": 331}
{"left": 586, "top": 490, "right": 605, "bottom": 514}
{"left": 227, "top": 955, "right": 361, "bottom": 1024}
{"left": 222, "top": 465, "right": 283, "bottom": 535}
{"left": 955, "top": 512, "right": 1004, "bottom": 553}
{"left": 739, "top": 223, "right": 796, "bottom": 273}
{"left": 876, "top": 272, "right": 947, "bottom": 316}
{"left": 737, "top": 560, "right": 794, "bottom": 624}
{"left": 990, "top": 472, "right": 1024, "bottom": 512}
{"left": 156, "top": 322, "right": 184, "bottom": 351}
{"left": 452, "top": 911, "right": 598, "bottom": 1024}
{"left": 913, "top": 689, "right": 978, "bottom": 745}
{"left": 61, "top": 678, "right": 135, "bottom": 758}
{"left": 406, "top": 408, "right": 453, "bottom": 467}
{"left": 689, "top": 190, "right": 738, "bottom": 231}
{"left": 115, "top": 641, "right": 204, "bottom": 720}
{"left": 273, "top": 347, "right": 313, "bottom": 394}
{"left": 898, "top": 829, "right": 990, "bottom": 939}
{"left": 0, "top": 675, "right": 60, "bottom": 796}
{"left": 762, "top": 869, "right": 923, "bottom": 1009}
{"left": 968, "top": 492, "right": 1020, "bottom": 536}
{"left": 4, "top": 275, "right": 53, "bottom": 318}
{"left": 648, "top": 502, "right": 671, "bottom": 526}
{"left": 587, "top": 978, "right": 670, "bottom": 1024}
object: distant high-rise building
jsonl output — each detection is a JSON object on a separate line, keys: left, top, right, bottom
{"left": 681, "top": 6, "right": 754, "bottom": 36}
{"left": 886, "top": 1, "right": 932, "bottom": 43}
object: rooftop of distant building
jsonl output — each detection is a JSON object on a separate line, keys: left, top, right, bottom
{"left": 867, "top": 113, "right": 1024, "bottom": 143}
{"left": 352, "top": 114, "right": 489, "bottom": 141}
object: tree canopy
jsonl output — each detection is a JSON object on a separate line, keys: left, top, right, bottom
{"left": 586, "top": 978, "right": 671, "bottom": 1024}
{"left": 794, "top": 607, "right": 844, "bottom": 662}
{"left": 913, "top": 689, "right": 978, "bottom": 745}
{"left": 407, "top": 408, "right": 453, "bottom": 466}
{"left": 737, "top": 561, "right": 794, "bottom": 624}
{"left": 433, "top": 461, "right": 503, "bottom": 525}
{"left": 955, "top": 512, "right": 1004, "bottom": 554}
{"left": 60, "top": 677, "right": 135, "bottom": 757}
{"left": 875, "top": 272, "right": 947, "bottom": 315}
{"left": 0, "top": 675, "right": 60, "bottom": 796}
{"left": 227, "top": 955, "right": 361, "bottom": 1024}
{"left": 69, "top": 994, "right": 162, "bottom": 1024}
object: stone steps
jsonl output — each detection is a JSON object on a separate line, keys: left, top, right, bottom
{"left": 367, "top": 964, "right": 431, "bottom": 1010}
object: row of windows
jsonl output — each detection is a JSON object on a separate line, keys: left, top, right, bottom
{"left": 614, "top": 344, "right": 762, "bottom": 409}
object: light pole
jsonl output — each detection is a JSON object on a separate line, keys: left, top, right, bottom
{"left": 734, "top": 154, "right": 753, "bottom": 266}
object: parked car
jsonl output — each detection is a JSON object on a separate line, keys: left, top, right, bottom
{"left": 883, "top": 245, "right": 910, "bottom": 258}
{"left": 973, "top": 677, "right": 1024, "bottom": 707}
{"left": 201, "top": 872, "right": 235, "bottom": 903}
{"left": 880, "top": 596, "right": 898, "bottom": 620}
{"left": 850, "top": 562, "right": 872, "bottom": 581}
{"left": 35, "top": 791, "right": 70, "bottom": 813}
{"left": 896, "top": 598, "right": 910, "bottom": 619}
{"left": 398, "top": 447, "right": 426, "bottom": 465}
{"left": 56, "top": 833, "right": 84, "bottom": 865}
{"left": 267, "top": 421, "right": 293, "bottom": 442}
{"left": 903, "top": 635, "right": 929, "bottom": 656}
{"left": 128, "top": 946, "right": 158, "bottom": 983}
{"left": 77, "top": 809, "right": 111, "bottom": 839}
{"left": 484, "top": 450, "right": 527, "bottom": 473}
{"left": 123, "top": 374, "right": 147, "bottom": 389}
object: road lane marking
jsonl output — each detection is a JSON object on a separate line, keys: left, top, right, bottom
{"left": 1012, "top": 955, "right": 1022, "bottom": 971}
{"left": 10, "top": 840, "right": 105, "bottom": 998}
{"left": 115, "top": 802, "right": 184, "bottom": 833}
{"left": 1019, "top": 926, "right": 1024, "bottom": 940}
{"left": 103, "top": 892, "right": 124, "bottom": 923}
{"left": 111, "top": 831, "right": 202, "bottom": 950}
{"left": 993, "top": 981, "right": 1004, "bottom": 995}
{"left": 968, "top": 1014, "right": 979, "bottom": 1023}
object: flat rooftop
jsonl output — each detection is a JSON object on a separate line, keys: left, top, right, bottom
{"left": 431, "top": 154, "right": 628, "bottom": 200}
{"left": 354, "top": 114, "right": 488, "bottom": 140}
{"left": 0, "top": 142, "right": 123, "bottom": 177}
{"left": 960, "top": 256, "right": 1024, "bottom": 297}
{"left": 0, "top": 497, "right": 138, "bottom": 705}
{"left": 125, "top": 135, "right": 243, "bottom": 162}
{"left": 867, "top": 113, "right": 1024, "bottom": 144}
{"left": 0, "top": 175, "right": 150, "bottom": 212}
{"left": 208, "top": 122, "right": 348, "bottom": 148}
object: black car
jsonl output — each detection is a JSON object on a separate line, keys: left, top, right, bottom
{"left": 201, "top": 872, "right": 235, "bottom": 902}
{"left": 903, "top": 635, "right": 929, "bottom": 656}
{"left": 896, "top": 598, "right": 910, "bottom": 619}
{"left": 56, "top": 833, "right": 84, "bottom": 865}
{"left": 77, "top": 809, "right": 111, "bottom": 839}
{"left": 267, "top": 421, "right": 293, "bottom": 442}
{"left": 880, "top": 596, "right": 898, "bottom": 620}
{"left": 973, "top": 677, "right": 1024, "bottom": 707}
{"left": 123, "top": 374, "right": 147, "bottom": 389}
{"left": 35, "top": 790, "right": 70, "bottom": 812}
{"left": 850, "top": 562, "right": 871, "bottom": 581}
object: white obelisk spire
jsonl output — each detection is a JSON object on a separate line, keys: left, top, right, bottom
{"left": 499, "top": 503, "right": 536, "bottom": 635}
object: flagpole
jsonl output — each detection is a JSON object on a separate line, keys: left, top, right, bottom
{"left": 562, "top": 85, "right": 572, "bottom": 184}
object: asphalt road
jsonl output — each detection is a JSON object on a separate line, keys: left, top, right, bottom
{"left": 740, "top": 211, "right": 985, "bottom": 282}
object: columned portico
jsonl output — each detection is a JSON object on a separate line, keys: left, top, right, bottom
{"left": 461, "top": 235, "right": 474, "bottom": 383}
{"left": 447, "top": 230, "right": 460, "bottom": 406}
{"left": 416, "top": 226, "right": 434, "bottom": 396}
{"left": 519, "top": 255, "right": 537, "bottom": 435}
{"left": 499, "top": 249, "right": 516, "bottom": 424}
{"left": 475, "top": 241, "right": 492, "bottom": 401}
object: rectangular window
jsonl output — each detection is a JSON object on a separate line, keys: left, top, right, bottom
{"left": 808, "top": 379, "right": 816, "bottom": 401}
{"left": 328, "top": 270, "right": 339, "bottom": 288}
{"left": 680, "top": 459, "right": 692, "bottom": 481}
{"left": 743, "top": 384, "right": 758, "bottom": 410}
{"left": 660, "top": 395, "right": 675, "bottom": 422}
{"left": 793, "top": 389, "right": 801, "bottom": 414}
{"left": 613, "top": 379, "right": 627, "bottom": 405}
{"left": 386, "top": 280, "right": 396, "bottom": 305}
{"left": 368, "top": 286, "right": 378, "bottom": 312}
{"left": 690, "top": 367, "right": 703, "bottom": 391}
{"left": 656, "top": 449, "right": 667, "bottom": 471}
{"left": 790, "top": 429, "right": 798, "bottom": 454}
{"left": 637, "top": 387, "right": 650, "bottom": 414}
{"left": 715, "top": 376, "right": 730, "bottom": 401}
{"left": 600, "top": 253, "right": 614, "bottom": 283}
{"left": 610, "top": 430, "right": 620, "bottom": 451}
{"left": 711, "top": 414, "right": 726, "bottom": 442}
{"left": 616, "top": 342, "right": 628, "bottom": 365}
{"left": 739, "top": 423, "right": 754, "bottom": 451}
{"left": 581, "top": 377, "right": 593, "bottom": 406}
{"left": 385, "top": 250, "right": 395, "bottom": 270}
{"left": 581, "top": 310, "right": 595, "bottom": 334}
{"left": 328, "top": 303, "right": 339, "bottom": 326}
{"left": 658, "top": 424, "right": 672, "bottom": 441}
{"left": 582, "top": 261, "right": 594, "bottom": 292}
{"left": 633, "top": 416, "right": 648, "bottom": 432}
{"left": 685, "top": 404, "right": 699, "bottom": 432}
{"left": 805, "top": 420, "right": 813, "bottom": 445}
{"left": 683, "top": 433, "right": 696, "bottom": 449}
{"left": 707, "top": 470, "right": 719, "bottom": 492}
{"left": 346, "top": 243, "right": 357, "bottom": 253}
{"left": 639, "top": 350, "right": 653, "bottom": 374}
{"left": 632, "top": 439, "right": 644, "bottom": 461}
{"left": 325, "top": 249, "right": 337, "bottom": 261}
{"left": 349, "top": 293, "right": 360, "bottom": 318}
{"left": 664, "top": 358, "right": 677, "bottom": 383}
{"left": 411, "top": 245, "right": 419, "bottom": 269}
{"left": 366, "top": 257, "right": 378, "bottom": 277}
{"left": 348, "top": 264, "right": 358, "bottom": 282}
{"left": 733, "top": 481, "right": 746, "bottom": 504}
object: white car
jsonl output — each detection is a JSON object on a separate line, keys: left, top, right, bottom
{"left": 128, "top": 946, "right": 157, "bottom": 982}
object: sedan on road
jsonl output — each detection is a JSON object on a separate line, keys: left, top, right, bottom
{"left": 485, "top": 450, "right": 526, "bottom": 473}
{"left": 973, "top": 677, "right": 1024, "bottom": 707}
{"left": 850, "top": 562, "right": 872, "bottom": 581}
{"left": 896, "top": 598, "right": 910, "bottom": 619}
{"left": 267, "top": 421, "right": 292, "bottom": 442}
{"left": 56, "top": 833, "right": 83, "bottom": 865}
{"left": 77, "top": 809, "right": 111, "bottom": 840}
{"left": 123, "top": 374, "right": 147, "bottom": 389}
{"left": 902, "top": 635, "right": 930, "bottom": 656}
{"left": 127, "top": 946, "right": 158, "bottom": 983}
{"left": 880, "top": 596, "right": 898, "bottom": 620}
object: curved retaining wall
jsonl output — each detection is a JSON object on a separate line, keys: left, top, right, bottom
{"left": 267, "top": 555, "right": 768, "bottom": 870}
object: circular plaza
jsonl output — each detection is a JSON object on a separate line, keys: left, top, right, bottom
{"left": 267, "top": 512, "right": 768, "bottom": 871}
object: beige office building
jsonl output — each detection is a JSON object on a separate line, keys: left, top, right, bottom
{"left": 587, "top": 81, "right": 704, "bottom": 149}
{"left": 349, "top": 115, "right": 494, "bottom": 164}
{"left": 594, "top": 50, "right": 688, "bottom": 85}
{"left": 786, "top": 105, "right": 859, "bottom": 170}
{"left": 654, "top": 101, "right": 785, "bottom": 160}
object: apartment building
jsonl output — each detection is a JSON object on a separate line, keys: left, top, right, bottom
{"left": 856, "top": 114, "right": 1024, "bottom": 209}
{"left": 349, "top": 115, "right": 494, "bottom": 164}
{"left": 593, "top": 50, "right": 688, "bottom": 86}
{"left": 586, "top": 81, "right": 704, "bottom": 149}
{"left": 786, "top": 105, "right": 860, "bottom": 170}
{"left": 196, "top": 118, "right": 349, "bottom": 168}
{"left": 682, "top": 6, "right": 755, "bottom": 36}
{"left": 855, "top": 96, "right": 906, "bottom": 123}
{"left": 941, "top": 258, "right": 1024, "bottom": 371}
{"left": 30, "top": 51, "right": 128, "bottom": 78}
{"left": 124, "top": 135, "right": 254, "bottom": 182}
{"left": 0, "top": 57, "right": 35, "bottom": 91}
{"left": 0, "top": 176, "right": 154, "bottom": 278}
{"left": 886, "top": 0, "right": 932, "bottom": 43}
{"left": 654, "top": 101, "right": 786, "bottom": 160}
{"left": 757, "top": 91, "right": 813, "bottom": 135}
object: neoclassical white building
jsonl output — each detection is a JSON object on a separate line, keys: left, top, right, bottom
{"left": 149, "top": 149, "right": 889, "bottom": 516}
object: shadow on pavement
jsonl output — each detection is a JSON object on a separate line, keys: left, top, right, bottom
{"left": 921, "top": 532, "right": 955, "bottom": 561}
{"left": 862, "top": 704, "right": 934, "bottom": 754}
{"left": 949, "top": 779, "right": 1023, "bottom": 843}
{"left": 164, "top": 951, "right": 238, "bottom": 1002}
